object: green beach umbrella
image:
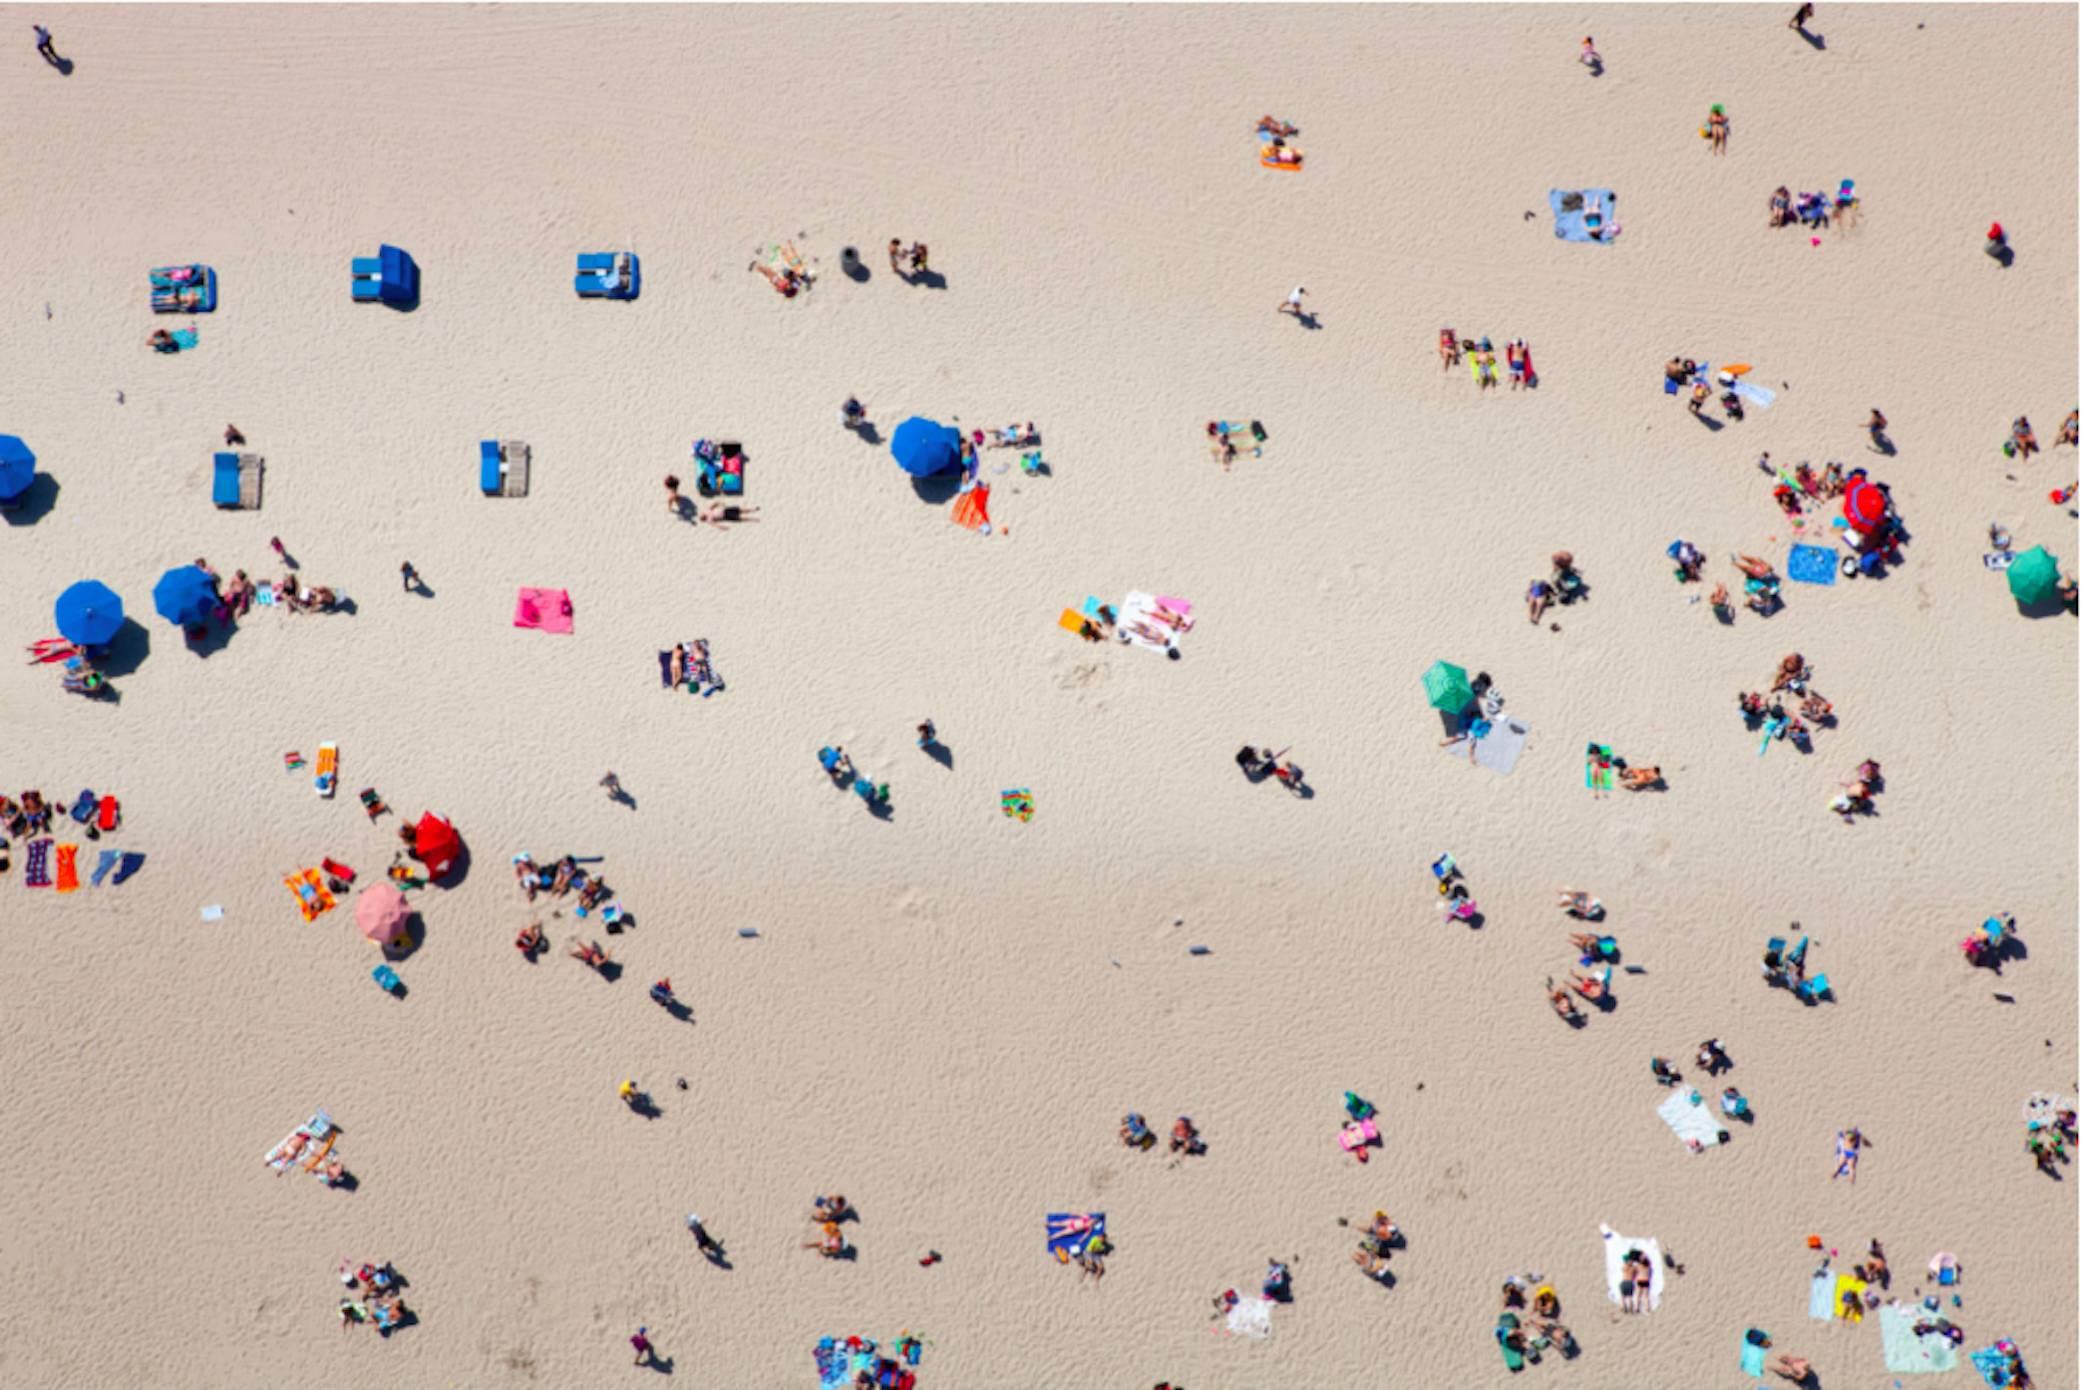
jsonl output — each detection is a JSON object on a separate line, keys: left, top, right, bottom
{"left": 1423, "top": 660, "right": 1473, "bottom": 712}
{"left": 2008, "top": 546, "right": 2060, "bottom": 605}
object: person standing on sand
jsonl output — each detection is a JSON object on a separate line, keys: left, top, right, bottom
{"left": 225, "top": 424, "right": 245, "bottom": 446}
{"left": 630, "top": 1327, "right": 654, "bottom": 1366}
{"left": 888, "top": 239, "right": 905, "bottom": 275}
{"left": 33, "top": 24, "right": 59, "bottom": 66}
{"left": 1864, "top": 408, "right": 1890, "bottom": 452}
{"left": 664, "top": 475, "right": 682, "bottom": 514}
{"left": 400, "top": 561, "right": 421, "bottom": 593}
{"left": 686, "top": 1214, "right": 722, "bottom": 1257}
{"left": 1278, "top": 286, "right": 1308, "bottom": 318}
{"left": 1579, "top": 36, "right": 1601, "bottom": 71}
{"left": 916, "top": 719, "right": 937, "bottom": 749}
{"left": 1790, "top": 2, "right": 1814, "bottom": 31}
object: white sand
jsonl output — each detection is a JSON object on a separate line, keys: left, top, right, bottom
{"left": 1, "top": 5, "right": 2076, "bottom": 1385}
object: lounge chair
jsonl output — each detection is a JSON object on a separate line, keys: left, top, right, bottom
{"left": 212, "top": 451, "right": 263, "bottom": 509}
{"left": 575, "top": 251, "right": 640, "bottom": 300}
{"left": 1798, "top": 973, "right": 1831, "bottom": 1002}
{"left": 480, "top": 440, "right": 529, "bottom": 497}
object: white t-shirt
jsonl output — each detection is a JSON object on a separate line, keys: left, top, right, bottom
{"left": 1287, "top": 287, "right": 1306, "bottom": 307}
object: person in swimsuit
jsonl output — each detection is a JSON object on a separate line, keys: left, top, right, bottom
{"left": 1506, "top": 340, "right": 1528, "bottom": 387}
{"left": 2011, "top": 416, "right": 2039, "bottom": 458}
{"left": 698, "top": 501, "right": 761, "bottom": 527}
{"left": 1707, "top": 105, "right": 1728, "bottom": 154}
{"left": 2058, "top": 409, "right": 2078, "bottom": 447}
{"left": 1526, "top": 578, "right": 1553, "bottom": 623}
{"left": 1439, "top": 328, "right": 1460, "bottom": 370}
{"left": 1769, "top": 187, "right": 1792, "bottom": 227}
{"left": 1789, "top": 3, "right": 1814, "bottom": 31}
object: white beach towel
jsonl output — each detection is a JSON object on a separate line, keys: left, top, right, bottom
{"left": 1657, "top": 1089, "right": 1727, "bottom": 1151}
{"left": 1599, "top": 1224, "right": 1665, "bottom": 1311}
{"left": 1731, "top": 380, "right": 1777, "bottom": 410}
{"left": 1225, "top": 1296, "right": 1274, "bottom": 1340}
{"left": 1475, "top": 717, "right": 1529, "bottom": 775}
{"left": 1808, "top": 1268, "right": 1836, "bottom": 1320}
{"left": 1116, "top": 592, "right": 1181, "bottom": 655}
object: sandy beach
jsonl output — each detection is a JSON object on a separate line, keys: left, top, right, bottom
{"left": 1, "top": 4, "right": 2077, "bottom": 1386}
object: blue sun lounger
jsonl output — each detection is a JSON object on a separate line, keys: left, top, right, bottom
{"left": 479, "top": 440, "right": 529, "bottom": 497}
{"left": 212, "top": 452, "right": 262, "bottom": 508}
{"left": 576, "top": 251, "right": 639, "bottom": 300}
{"left": 351, "top": 244, "right": 420, "bottom": 306}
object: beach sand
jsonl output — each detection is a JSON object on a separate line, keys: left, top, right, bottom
{"left": 0, "top": 4, "right": 2075, "bottom": 1385}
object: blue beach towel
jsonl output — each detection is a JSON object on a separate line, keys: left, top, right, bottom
{"left": 1970, "top": 1343, "right": 2021, "bottom": 1387}
{"left": 1046, "top": 1212, "right": 1105, "bottom": 1258}
{"left": 171, "top": 327, "right": 198, "bottom": 350}
{"left": 1732, "top": 379, "right": 1776, "bottom": 410}
{"left": 1550, "top": 188, "right": 1616, "bottom": 244}
{"left": 1787, "top": 544, "right": 1839, "bottom": 586}
{"left": 1741, "top": 1337, "right": 1767, "bottom": 1377}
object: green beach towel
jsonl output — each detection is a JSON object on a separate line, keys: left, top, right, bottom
{"left": 1880, "top": 1303, "right": 1960, "bottom": 1374}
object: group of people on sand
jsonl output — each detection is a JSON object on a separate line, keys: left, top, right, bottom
{"left": 1525, "top": 551, "right": 1583, "bottom": 623}
{"left": 887, "top": 239, "right": 930, "bottom": 280}
{"left": 1234, "top": 745, "right": 1302, "bottom": 791}
{"left": 1341, "top": 1210, "right": 1398, "bottom": 1282}
{"left": 1119, "top": 1112, "right": 1205, "bottom": 1158}
{"left": 1546, "top": 892, "right": 1619, "bottom": 1023}
{"left": 1666, "top": 357, "right": 1750, "bottom": 423}
{"left": 1761, "top": 451, "right": 1850, "bottom": 520}
{"left": 1499, "top": 1273, "right": 1576, "bottom": 1355}
{"left": 818, "top": 745, "right": 890, "bottom": 808}
{"left": 2025, "top": 1101, "right": 2075, "bottom": 1176}
{"left": 1583, "top": 742, "right": 1661, "bottom": 797}
{"left": 511, "top": 851, "right": 615, "bottom": 913}
{"left": 1440, "top": 330, "right": 1534, "bottom": 389}
{"left": 1766, "top": 180, "right": 1857, "bottom": 231}
{"left": 336, "top": 1260, "right": 407, "bottom": 1335}
{"left": 1257, "top": 115, "right": 1303, "bottom": 167}
{"left": 803, "top": 1194, "right": 854, "bottom": 1259}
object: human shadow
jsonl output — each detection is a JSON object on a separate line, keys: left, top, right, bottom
{"left": 660, "top": 998, "right": 694, "bottom": 1024}
{"left": 95, "top": 618, "right": 151, "bottom": 676}
{"left": 1990, "top": 245, "right": 2016, "bottom": 269}
{"left": 333, "top": 596, "right": 359, "bottom": 616}
{"left": 1294, "top": 311, "right": 1323, "bottom": 331}
{"left": 596, "top": 959, "right": 624, "bottom": 983}
{"left": 1586, "top": 55, "right": 1604, "bottom": 77}
{"left": 1798, "top": 27, "right": 1825, "bottom": 49}
{"left": 922, "top": 742, "right": 953, "bottom": 770}
{"left": 1, "top": 473, "right": 60, "bottom": 524}
{"left": 645, "top": 1354, "right": 674, "bottom": 1374}
{"left": 408, "top": 581, "right": 436, "bottom": 599}
{"left": 700, "top": 1246, "right": 733, "bottom": 1271}
{"left": 628, "top": 1093, "right": 663, "bottom": 1120}
{"left": 852, "top": 421, "right": 883, "bottom": 447}
{"left": 911, "top": 269, "right": 948, "bottom": 290}
{"left": 865, "top": 796, "right": 894, "bottom": 822}
{"left": 1693, "top": 413, "right": 1724, "bottom": 432}
{"left": 608, "top": 787, "right": 638, "bottom": 810}
{"left": 377, "top": 1304, "right": 420, "bottom": 1338}
{"left": 1869, "top": 435, "right": 1897, "bottom": 457}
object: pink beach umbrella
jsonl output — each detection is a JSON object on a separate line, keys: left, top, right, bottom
{"left": 355, "top": 883, "right": 411, "bottom": 947}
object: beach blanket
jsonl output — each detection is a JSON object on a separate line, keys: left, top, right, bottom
{"left": 1475, "top": 716, "right": 1530, "bottom": 775}
{"left": 1225, "top": 1296, "right": 1275, "bottom": 1340}
{"left": 1808, "top": 1268, "right": 1836, "bottom": 1320}
{"left": 680, "top": 639, "right": 724, "bottom": 696}
{"left": 264, "top": 1110, "right": 336, "bottom": 1172}
{"left": 24, "top": 838, "right": 51, "bottom": 887}
{"left": 514, "top": 587, "right": 574, "bottom": 634}
{"left": 1787, "top": 543, "right": 1839, "bottom": 586}
{"left": 170, "top": 327, "right": 198, "bottom": 350}
{"left": 53, "top": 844, "right": 78, "bottom": 893}
{"left": 1551, "top": 188, "right": 1616, "bottom": 244}
{"left": 1971, "top": 1342, "right": 2023, "bottom": 1387}
{"left": 1117, "top": 592, "right": 1184, "bottom": 655}
{"left": 1732, "top": 379, "right": 1777, "bottom": 410}
{"left": 949, "top": 484, "right": 990, "bottom": 533}
{"left": 1598, "top": 1224, "right": 1664, "bottom": 1310}
{"left": 1045, "top": 1212, "right": 1104, "bottom": 1259}
{"left": 1656, "top": 1089, "right": 1726, "bottom": 1150}
{"left": 1741, "top": 1336, "right": 1768, "bottom": 1377}
{"left": 1834, "top": 1272, "right": 1868, "bottom": 1321}
{"left": 1881, "top": 1303, "right": 1961, "bottom": 1374}
{"left": 1001, "top": 789, "right": 1034, "bottom": 822}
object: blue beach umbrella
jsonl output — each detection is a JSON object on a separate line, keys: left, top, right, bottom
{"left": 0, "top": 435, "right": 34, "bottom": 501}
{"left": 54, "top": 580, "right": 124, "bottom": 647}
{"left": 153, "top": 565, "right": 219, "bottom": 628}
{"left": 890, "top": 416, "right": 962, "bottom": 478}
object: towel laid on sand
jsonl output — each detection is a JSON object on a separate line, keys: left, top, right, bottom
{"left": 1226, "top": 1295, "right": 1274, "bottom": 1340}
{"left": 1880, "top": 1302, "right": 1960, "bottom": 1374}
{"left": 1599, "top": 1223, "right": 1664, "bottom": 1310}
{"left": 1808, "top": 1268, "right": 1836, "bottom": 1320}
{"left": 1657, "top": 1089, "right": 1727, "bottom": 1150}
{"left": 24, "top": 838, "right": 51, "bottom": 887}
{"left": 1117, "top": 592, "right": 1185, "bottom": 654}
{"left": 1834, "top": 1272, "right": 1868, "bottom": 1321}
{"left": 514, "top": 587, "right": 574, "bottom": 634}
{"left": 1551, "top": 188, "right": 1617, "bottom": 244}
{"left": 1732, "top": 379, "right": 1777, "bottom": 410}
{"left": 1045, "top": 1212, "right": 1105, "bottom": 1259}
{"left": 1741, "top": 1336, "right": 1768, "bottom": 1377}
{"left": 1787, "top": 543, "right": 1839, "bottom": 585}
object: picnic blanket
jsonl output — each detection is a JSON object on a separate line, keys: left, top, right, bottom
{"left": 1881, "top": 1302, "right": 1961, "bottom": 1374}
{"left": 1551, "top": 188, "right": 1616, "bottom": 243}
{"left": 1598, "top": 1223, "right": 1664, "bottom": 1310}
{"left": 1225, "top": 1295, "right": 1275, "bottom": 1340}
{"left": 1787, "top": 543, "right": 1839, "bottom": 586}
{"left": 514, "top": 587, "right": 574, "bottom": 634}
{"left": 1656, "top": 1089, "right": 1726, "bottom": 1150}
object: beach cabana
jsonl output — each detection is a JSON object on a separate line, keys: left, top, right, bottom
{"left": 575, "top": 251, "right": 639, "bottom": 300}
{"left": 891, "top": 417, "right": 962, "bottom": 477}
{"left": 1423, "top": 660, "right": 1473, "bottom": 712}
{"left": 351, "top": 244, "right": 420, "bottom": 306}
{"left": 355, "top": 883, "right": 412, "bottom": 948}
{"left": 0, "top": 435, "right": 35, "bottom": 504}
{"left": 149, "top": 264, "right": 216, "bottom": 313}
{"left": 54, "top": 580, "right": 124, "bottom": 647}
{"left": 152, "top": 564, "right": 218, "bottom": 629}
{"left": 2007, "top": 546, "right": 2060, "bottom": 606}
{"left": 411, "top": 812, "right": 462, "bottom": 880}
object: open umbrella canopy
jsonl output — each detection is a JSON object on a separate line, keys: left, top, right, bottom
{"left": 412, "top": 812, "right": 462, "bottom": 880}
{"left": 890, "top": 416, "right": 962, "bottom": 477}
{"left": 0, "top": 435, "right": 33, "bottom": 501}
{"left": 1423, "top": 660, "right": 1473, "bottom": 712}
{"left": 152, "top": 565, "right": 218, "bottom": 627}
{"left": 1843, "top": 477, "right": 1888, "bottom": 533}
{"left": 355, "top": 883, "right": 411, "bottom": 945}
{"left": 54, "top": 580, "right": 124, "bottom": 647}
{"left": 2007, "top": 545, "right": 2060, "bottom": 605}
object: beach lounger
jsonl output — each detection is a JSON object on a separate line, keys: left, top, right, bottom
{"left": 110, "top": 851, "right": 143, "bottom": 885}
{"left": 480, "top": 440, "right": 530, "bottom": 497}
{"left": 149, "top": 264, "right": 216, "bottom": 313}
{"left": 96, "top": 796, "right": 118, "bottom": 832}
{"left": 575, "top": 251, "right": 640, "bottom": 300}
{"left": 314, "top": 743, "right": 338, "bottom": 797}
{"left": 89, "top": 848, "right": 120, "bottom": 887}
{"left": 1808, "top": 1268, "right": 1836, "bottom": 1319}
{"left": 351, "top": 244, "right": 419, "bottom": 306}
{"left": 1498, "top": 1313, "right": 1526, "bottom": 1371}
{"left": 23, "top": 838, "right": 51, "bottom": 887}
{"left": 1057, "top": 607, "right": 1094, "bottom": 637}
{"left": 211, "top": 452, "right": 264, "bottom": 509}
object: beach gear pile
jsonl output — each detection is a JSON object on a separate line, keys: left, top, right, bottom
{"left": 999, "top": 789, "right": 1033, "bottom": 822}
{"left": 1337, "top": 1090, "right": 1382, "bottom": 1161}
{"left": 513, "top": 852, "right": 621, "bottom": 921}
{"left": 690, "top": 438, "right": 746, "bottom": 498}
{"left": 5, "top": 787, "right": 136, "bottom": 891}
{"left": 814, "top": 1333, "right": 923, "bottom": 1389}
{"left": 335, "top": 1259, "right": 409, "bottom": 1336}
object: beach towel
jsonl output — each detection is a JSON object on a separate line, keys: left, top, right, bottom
{"left": 1599, "top": 1223, "right": 1665, "bottom": 1310}
{"left": 1970, "top": 1342, "right": 2021, "bottom": 1387}
{"left": 1045, "top": 1212, "right": 1104, "bottom": 1259}
{"left": 1881, "top": 1303, "right": 1961, "bottom": 1374}
{"left": 1834, "top": 1272, "right": 1868, "bottom": 1321}
{"left": 1808, "top": 1268, "right": 1836, "bottom": 1320}
{"left": 286, "top": 867, "right": 335, "bottom": 922}
{"left": 1443, "top": 715, "right": 1529, "bottom": 775}
{"left": 1657, "top": 1088, "right": 1727, "bottom": 1150}
{"left": 1001, "top": 789, "right": 1033, "bottom": 822}
{"left": 314, "top": 743, "right": 338, "bottom": 798}
{"left": 24, "top": 838, "right": 51, "bottom": 887}
{"left": 683, "top": 638, "right": 724, "bottom": 696}
{"left": 1741, "top": 1337, "right": 1768, "bottom": 1377}
{"left": 111, "top": 851, "right": 144, "bottom": 885}
{"left": 1226, "top": 1296, "right": 1275, "bottom": 1340}
{"left": 53, "top": 844, "right": 78, "bottom": 892}
{"left": 1787, "top": 543, "right": 1839, "bottom": 586}
{"left": 514, "top": 587, "right": 574, "bottom": 634}
{"left": 89, "top": 848, "right": 121, "bottom": 887}
{"left": 1057, "top": 607, "right": 1093, "bottom": 637}
{"left": 170, "top": 327, "right": 197, "bottom": 350}
{"left": 1551, "top": 188, "right": 1617, "bottom": 244}
{"left": 1585, "top": 746, "right": 1615, "bottom": 792}
{"left": 1117, "top": 592, "right": 1182, "bottom": 655}
{"left": 1732, "top": 379, "right": 1777, "bottom": 410}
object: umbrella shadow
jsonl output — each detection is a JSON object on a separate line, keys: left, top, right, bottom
{"left": 909, "top": 472, "right": 963, "bottom": 505}
{"left": 2016, "top": 594, "right": 2072, "bottom": 621}
{"left": 1, "top": 474, "right": 60, "bottom": 525}
{"left": 95, "top": 618, "right": 152, "bottom": 676}
{"left": 185, "top": 620, "right": 239, "bottom": 658}
{"left": 430, "top": 842, "right": 472, "bottom": 888}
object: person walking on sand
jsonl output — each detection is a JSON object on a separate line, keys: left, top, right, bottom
{"left": 630, "top": 1327, "right": 654, "bottom": 1367}
{"left": 33, "top": 23, "right": 59, "bottom": 66}
{"left": 1579, "top": 36, "right": 1601, "bottom": 71}
{"left": 1789, "top": 2, "right": 1814, "bottom": 31}
{"left": 399, "top": 561, "right": 421, "bottom": 593}
{"left": 270, "top": 536, "right": 287, "bottom": 563}
{"left": 842, "top": 396, "right": 867, "bottom": 432}
{"left": 1278, "top": 286, "right": 1308, "bottom": 318}
{"left": 225, "top": 424, "right": 246, "bottom": 447}
{"left": 686, "top": 1213, "right": 722, "bottom": 1257}
{"left": 888, "top": 239, "right": 905, "bottom": 275}
{"left": 916, "top": 719, "right": 937, "bottom": 749}
{"left": 1864, "top": 408, "right": 1890, "bottom": 453}
{"left": 664, "top": 474, "right": 682, "bottom": 514}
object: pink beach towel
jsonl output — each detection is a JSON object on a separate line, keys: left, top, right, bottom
{"left": 514, "top": 587, "right": 574, "bottom": 634}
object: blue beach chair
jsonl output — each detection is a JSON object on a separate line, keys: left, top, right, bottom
{"left": 575, "top": 251, "right": 640, "bottom": 300}
{"left": 480, "top": 441, "right": 503, "bottom": 495}
{"left": 372, "top": 964, "right": 402, "bottom": 994}
{"left": 1798, "top": 973, "right": 1831, "bottom": 1002}
{"left": 351, "top": 244, "right": 420, "bottom": 306}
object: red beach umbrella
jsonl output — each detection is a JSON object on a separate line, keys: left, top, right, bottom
{"left": 412, "top": 812, "right": 462, "bottom": 880}
{"left": 1843, "top": 477, "right": 1887, "bottom": 533}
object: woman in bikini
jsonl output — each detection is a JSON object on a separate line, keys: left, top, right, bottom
{"left": 1438, "top": 328, "right": 1460, "bottom": 370}
{"left": 1545, "top": 977, "right": 1582, "bottom": 1021}
{"left": 1618, "top": 766, "right": 1661, "bottom": 790}
{"left": 1706, "top": 105, "right": 1728, "bottom": 154}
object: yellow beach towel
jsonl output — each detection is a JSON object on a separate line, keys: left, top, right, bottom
{"left": 1834, "top": 1273, "right": 1868, "bottom": 1322}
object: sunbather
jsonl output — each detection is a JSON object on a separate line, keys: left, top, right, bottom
{"left": 1568, "top": 968, "right": 1607, "bottom": 1001}
{"left": 750, "top": 260, "right": 804, "bottom": 297}
{"left": 1556, "top": 888, "right": 1601, "bottom": 918}
{"left": 515, "top": 921, "right": 544, "bottom": 956}
{"left": 1734, "top": 554, "right": 1777, "bottom": 581}
{"left": 1651, "top": 1057, "right": 1681, "bottom": 1086}
{"left": 1771, "top": 653, "right": 1810, "bottom": 692}
{"left": 1618, "top": 766, "right": 1661, "bottom": 790}
{"left": 1834, "top": 1127, "right": 1866, "bottom": 1181}
{"left": 814, "top": 1194, "right": 852, "bottom": 1223}
{"left": 1568, "top": 932, "right": 1615, "bottom": 959}
{"left": 570, "top": 938, "right": 610, "bottom": 970}
{"left": 1439, "top": 328, "right": 1460, "bottom": 370}
{"left": 1261, "top": 139, "right": 1302, "bottom": 166}
{"left": 1767, "top": 1352, "right": 1810, "bottom": 1381}
{"left": 697, "top": 501, "right": 760, "bottom": 527}
{"left": 1255, "top": 115, "right": 1299, "bottom": 137}
{"left": 1696, "top": 1038, "right": 1730, "bottom": 1072}
{"left": 1120, "top": 1112, "right": 1153, "bottom": 1148}
{"left": 1769, "top": 186, "right": 1792, "bottom": 227}
{"left": 148, "top": 327, "right": 178, "bottom": 352}
{"left": 2011, "top": 415, "right": 2039, "bottom": 458}
{"left": 1545, "top": 977, "right": 1581, "bottom": 1021}
{"left": 1170, "top": 1116, "right": 1204, "bottom": 1156}
{"left": 1527, "top": 578, "right": 1553, "bottom": 623}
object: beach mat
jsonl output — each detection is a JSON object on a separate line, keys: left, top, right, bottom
{"left": 1808, "top": 1269, "right": 1836, "bottom": 1320}
{"left": 1834, "top": 1272, "right": 1868, "bottom": 1321}
{"left": 1598, "top": 1224, "right": 1664, "bottom": 1310}
{"left": 1880, "top": 1302, "right": 1960, "bottom": 1374}
{"left": 1550, "top": 188, "right": 1615, "bottom": 244}
{"left": 1226, "top": 1296, "right": 1274, "bottom": 1340}
{"left": 24, "top": 838, "right": 51, "bottom": 887}
{"left": 1970, "top": 1343, "right": 2019, "bottom": 1387}
{"left": 1475, "top": 717, "right": 1529, "bottom": 775}
{"left": 514, "top": 587, "right": 574, "bottom": 634}
{"left": 1656, "top": 1089, "right": 1726, "bottom": 1150}
{"left": 1741, "top": 1337, "right": 1767, "bottom": 1377}
{"left": 1732, "top": 379, "right": 1777, "bottom": 410}
{"left": 1117, "top": 592, "right": 1180, "bottom": 655}
{"left": 1046, "top": 1212, "right": 1104, "bottom": 1259}
{"left": 1787, "top": 543, "right": 1839, "bottom": 586}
